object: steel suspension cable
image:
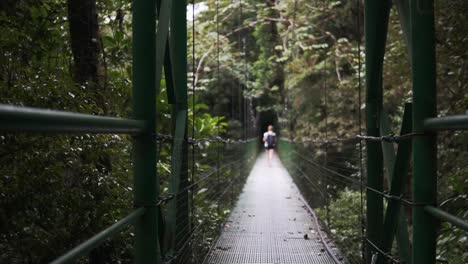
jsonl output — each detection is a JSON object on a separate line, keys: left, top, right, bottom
{"left": 191, "top": 1, "right": 196, "bottom": 260}
{"left": 231, "top": 0, "right": 236, "bottom": 122}
{"left": 322, "top": 0, "right": 330, "bottom": 226}
{"left": 287, "top": 146, "right": 425, "bottom": 207}
{"left": 215, "top": 0, "right": 221, "bottom": 210}
{"left": 162, "top": 4, "right": 259, "bottom": 261}
{"left": 242, "top": 2, "right": 249, "bottom": 140}
{"left": 239, "top": 0, "right": 243, "bottom": 138}
{"left": 356, "top": 0, "right": 366, "bottom": 261}
{"left": 239, "top": 0, "right": 244, "bottom": 187}
{"left": 292, "top": 0, "right": 298, "bottom": 59}
{"left": 191, "top": 0, "right": 196, "bottom": 169}
{"left": 289, "top": 0, "right": 299, "bottom": 138}
{"left": 280, "top": 2, "right": 419, "bottom": 262}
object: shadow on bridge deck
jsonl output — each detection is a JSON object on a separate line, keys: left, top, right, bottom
{"left": 205, "top": 152, "right": 345, "bottom": 264}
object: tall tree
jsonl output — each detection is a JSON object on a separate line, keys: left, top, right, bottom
{"left": 67, "top": 0, "right": 101, "bottom": 85}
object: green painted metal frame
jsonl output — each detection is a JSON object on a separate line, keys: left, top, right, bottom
{"left": 409, "top": 1, "right": 438, "bottom": 263}
{"left": 364, "top": 0, "right": 391, "bottom": 261}
{"left": 424, "top": 206, "right": 468, "bottom": 231}
{"left": 0, "top": 0, "right": 259, "bottom": 262}
{"left": 50, "top": 208, "right": 146, "bottom": 264}
{"left": 379, "top": 107, "right": 412, "bottom": 263}
{"left": 376, "top": 104, "right": 412, "bottom": 264}
{"left": 0, "top": 0, "right": 190, "bottom": 263}
{"left": 0, "top": 105, "right": 146, "bottom": 134}
{"left": 424, "top": 116, "right": 468, "bottom": 131}
{"left": 167, "top": 0, "right": 190, "bottom": 260}
{"left": 132, "top": 0, "right": 159, "bottom": 262}
{"left": 128, "top": 0, "right": 193, "bottom": 261}
{"left": 365, "top": 1, "right": 468, "bottom": 264}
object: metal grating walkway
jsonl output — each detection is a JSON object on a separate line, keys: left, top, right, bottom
{"left": 205, "top": 152, "right": 345, "bottom": 264}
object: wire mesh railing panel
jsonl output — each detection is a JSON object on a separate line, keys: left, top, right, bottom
{"left": 278, "top": 140, "right": 364, "bottom": 264}
{"left": 155, "top": 139, "right": 258, "bottom": 263}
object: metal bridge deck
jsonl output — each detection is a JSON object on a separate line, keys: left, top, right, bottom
{"left": 205, "top": 153, "right": 344, "bottom": 264}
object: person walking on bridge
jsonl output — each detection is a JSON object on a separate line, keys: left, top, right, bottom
{"left": 263, "top": 125, "right": 277, "bottom": 165}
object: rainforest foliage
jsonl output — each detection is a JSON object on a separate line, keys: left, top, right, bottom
{"left": 0, "top": 0, "right": 466, "bottom": 263}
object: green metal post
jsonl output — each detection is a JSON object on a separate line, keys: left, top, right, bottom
{"left": 155, "top": 0, "right": 173, "bottom": 96}
{"left": 394, "top": 0, "right": 412, "bottom": 59}
{"left": 380, "top": 109, "right": 412, "bottom": 263}
{"left": 410, "top": 1, "right": 437, "bottom": 264}
{"left": 167, "top": 0, "right": 190, "bottom": 261}
{"left": 380, "top": 109, "right": 395, "bottom": 184}
{"left": 377, "top": 104, "right": 412, "bottom": 264}
{"left": 133, "top": 0, "right": 159, "bottom": 263}
{"left": 364, "top": 0, "right": 391, "bottom": 262}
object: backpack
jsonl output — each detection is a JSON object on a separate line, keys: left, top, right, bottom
{"left": 266, "top": 134, "right": 276, "bottom": 147}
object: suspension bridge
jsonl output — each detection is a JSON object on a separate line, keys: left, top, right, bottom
{"left": 0, "top": 0, "right": 467, "bottom": 264}
{"left": 205, "top": 153, "right": 344, "bottom": 264}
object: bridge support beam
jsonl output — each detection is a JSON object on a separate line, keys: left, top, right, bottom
{"left": 410, "top": 1, "right": 437, "bottom": 264}
{"left": 377, "top": 104, "right": 413, "bottom": 264}
{"left": 167, "top": 0, "right": 190, "bottom": 261}
{"left": 364, "top": 0, "right": 391, "bottom": 262}
{"left": 132, "top": 0, "right": 159, "bottom": 263}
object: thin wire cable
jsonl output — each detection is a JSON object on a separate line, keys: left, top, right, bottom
{"left": 232, "top": 0, "right": 236, "bottom": 122}
{"left": 291, "top": 0, "right": 298, "bottom": 59}
{"left": 191, "top": 3, "right": 196, "bottom": 260}
{"left": 239, "top": 0, "right": 245, "bottom": 192}
{"left": 154, "top": 133, "right": 257, "bottom": 145}
{"left": 215, "top": 0, "right": 221, "bottom": 204}
{"left": 287, "top": 0, "right": 299, "bottom": 139}
{"left": 288, "top": 148, "right": 423, "bottom": 207}
{"left": 239, "top": 0, "right": 243, "bottom": 138}
{"left": 322, "top": 0, "right": 330, "bottom": 225}
{"left": 280, "top": 132, "right": 425, "bottom": 145}
{"left": 356, "top": 0, "right": 366, "bottom": 261}
{"left": 170, "top": 145, "right": 256, "bottom": 262}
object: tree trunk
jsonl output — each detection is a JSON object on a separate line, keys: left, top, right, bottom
{"left": 67, "top": 0, "right": 100, "bottom": 85}
{"left": 67, "top": 2, "right": 109, "bottom": 262}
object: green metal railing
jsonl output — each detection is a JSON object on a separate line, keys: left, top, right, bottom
{"left": 0, "top": 97, "right": 257, "bottom": 263}
{"left": 0, "top": 0, "right": 259, "bottom": 262}
{"left": 280, "top": 1, "right": 467, "bottom": 264}
{"left": 0, "top": 102, "right": 151, "bottom": 263}
{"left": 50, "top": 208, "right": 146, "bottom": 263}
{"left": 365, "top": 0, "right": 468, "bottom": 264}
{"left": 1, "top": 0, "right": 204, "bottom": 263}
{"left": 1, "top": 0, "right": 162, "bottom": 261}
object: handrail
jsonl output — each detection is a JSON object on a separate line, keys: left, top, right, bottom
{"left": 0, "top": 104, "right": 146, "bottom": 134}
{"left": 51, "top": 208, "right": 146, "bottom": 264}
{"left": 424, "top": 206, "right": 468, "bottom": 231}
{"left": 424, "top": 115, "right": 468, "bottom": 131}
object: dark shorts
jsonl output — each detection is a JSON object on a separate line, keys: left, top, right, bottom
{"left": 265, "top": 145, "right": 275, "bottom": 150}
